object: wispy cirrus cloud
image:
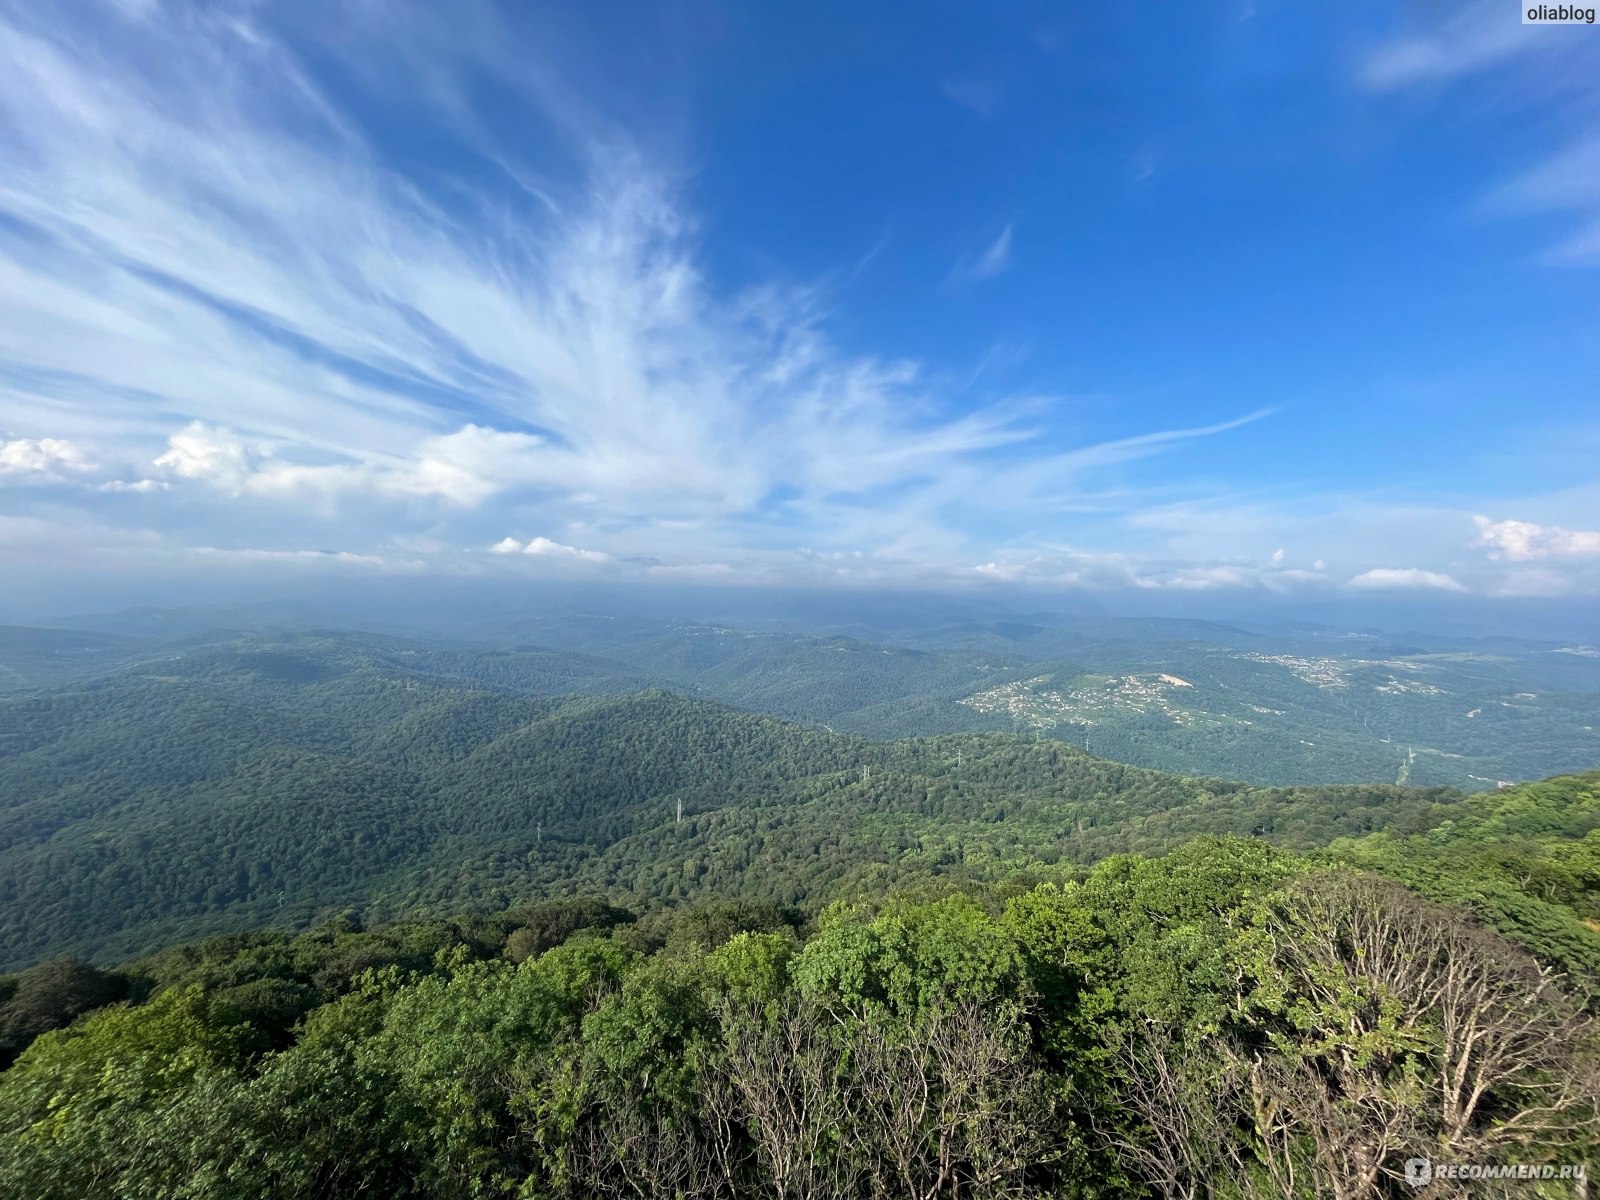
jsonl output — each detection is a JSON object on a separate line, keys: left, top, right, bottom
{"left": 950, "top": 224, "right": 1014, "bottom": 284}
{"left": 1360, "top": 1, "right": 1600, "bottom": 267}
{"left": 1358, "top": 1, "right": 1543, "bottom": 90}
{"left": 0, "top": 2, "right": 1269, "bottom": 591}
{"left": 0, "top": 0, "right": 1591, "bottom": 611}
{"left": 1483, "top": 137, "right": 1600, "bottom": 266}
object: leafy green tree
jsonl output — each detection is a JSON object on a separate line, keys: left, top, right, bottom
{"left": 502, "top": 899, "right": 637, "bottom": 962}
{"left": 0, "top": 957, "right": 131, "bottom": 1066}
{"left": 793, "top": 895, "right": 1027, "bottom": 1019}
{"left": 0, "top": 985, "right": 259, "bottom": 1199}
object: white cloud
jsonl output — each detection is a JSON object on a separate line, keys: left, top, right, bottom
{"left": 1158, "top": 565, "right": 1257, "bottom": 590}
{"left": 5, "top": 3, "right": 1580, "bottom": 605}
{"left": 191, "top": 546, "right": 393, "bottom": 567}
{"left": 152, "top": 420, "right": 543, "bottom": 507}
{"left": 1473, "top": 514, "right": 1600, "bottom": 561}
{"left": 0, "top": 2, "right": 1289, "bottom": 587}
{"left": 0, "top": 9, "right": 1072, "bottom": 543}
{"left": 1360, "top": 4, "right": 1600, "bottom": 267}
{"left": 404, "top": 425, "right": 545, "bottom": 505}
{"left": 1358, "top": 2, "right": 1541, "bottom": 90}
{"left": 969, "top": 559, "right": 1037, "bottom": 583}
{"left": 0, "top": 436, "right": 95, "bottom": 477}
{"left": 952, "top": 225, "right": 1013, "bottom": 283}
{"left": 153, "top": 423, "right": 251, "bottom": 491}
{"left": 493, "top": 535, "right": 611, "bottom": 562}
{"left": 1482, "top": 138, "right": 1600, "bottom": 266}
{"left": 965, "top": 551, "right": 1333, "bottom": 594}
{"left": 964, "top": 547, "right": 1146, "bottom": 589}
{"left": 1347, "top": 567, "right": 1466, "bottom": 592}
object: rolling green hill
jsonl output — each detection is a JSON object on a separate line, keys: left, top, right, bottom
{"left": 0, "top": 628, "right": 1526, "bottom": 971}
{"left": 8, "top": 613, "right": 1597, "bottom": 790}
{"left": 463, "top": 614, "right": 1600, "bottom": 788}
{"left": 0, "top": 625, "right": 144, "bottom": 691}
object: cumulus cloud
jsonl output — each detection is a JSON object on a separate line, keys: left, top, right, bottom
{"left": 1474, "top": 514, "right": 1600, "bottom": 562}
{"left": 153, "top": 423, "right": 252, "bottom": 491}
{"left": 406, "top": 426, "right": 546, "bottom": 505}
{"left": 0, "top": 436, "right": 95, "bottom": 478}
{"left": 492, "top": 535, "right": 611, "bottom": 562}
{"left": 1347, "top": 567, "right": 1466, "bottom": 592}
{"left": 153, "top": 421, "right": 543, "bottom": 506}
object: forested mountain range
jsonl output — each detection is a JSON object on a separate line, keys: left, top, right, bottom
{"left": 5, "top": 606, "right": 1596, "bottom": 789}
{"left": 1, "top": 624, "right": 1596, "bottom": 974}
{"left": 501, "top": 611, "right": 1600, "bottom": 786}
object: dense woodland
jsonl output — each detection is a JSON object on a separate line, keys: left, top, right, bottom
{"left": 1, "top": 803, "right": 1597, "bottom": 1198}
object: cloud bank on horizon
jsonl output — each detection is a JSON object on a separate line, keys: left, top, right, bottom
{"left": 0, "top": 0, "right": 1596, "bottom": 608}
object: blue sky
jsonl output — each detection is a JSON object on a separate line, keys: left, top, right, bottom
{"left": 0, "top": 0, "right": 1597, "bottom": 611}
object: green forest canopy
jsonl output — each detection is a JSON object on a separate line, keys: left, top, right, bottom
{"left": 2, "top": 809, "right": 1597, "bottom": 1198}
